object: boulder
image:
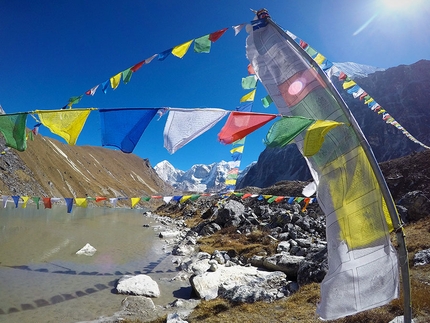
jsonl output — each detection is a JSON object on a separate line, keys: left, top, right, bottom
{"left": 215, "top": 200, "right": 245, "bottom": 227}
{"left": 398, "top": 190, "right": 430, "bottom": 222}
{"left": 116, "top": 274, "right": 160, "bottom": 297}
{"left": 199, "top": 223, "right": 222, "bottom": 236}
{"left": 413, "top": 248, "right": 430, "bottom": 266}
{"left": 297, "top": 247, "right": 328, "bottom": 286}
{"left": 262, "top": 254, "right": 304, "bottom": 278}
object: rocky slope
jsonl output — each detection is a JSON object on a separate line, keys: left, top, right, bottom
{"left": 238, "top": 60, "right": 430, "bottom": 188}
{"left": 0, "top": 134, "right": 173, "bottom": 198}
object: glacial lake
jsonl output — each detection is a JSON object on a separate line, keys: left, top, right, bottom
{"left": 0, "top": 204, "right": 189, "bottom": 323}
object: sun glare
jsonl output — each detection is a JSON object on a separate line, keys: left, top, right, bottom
{"left": 380, "top": 0, "right": 423, "bottom": 12}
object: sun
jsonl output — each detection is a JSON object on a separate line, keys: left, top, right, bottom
{"left": 380, "top": 0, "right": 424, "bottom": 12}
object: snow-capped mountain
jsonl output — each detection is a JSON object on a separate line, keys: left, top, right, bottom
{"left": 154, "top": 160, "right": 252, "bottom": 193}
{"left": 333, "top": 62, "right": 385, "bottom": 78}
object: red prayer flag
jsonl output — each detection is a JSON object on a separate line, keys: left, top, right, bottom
{"left": 247, "top": 63, "right": 255, "bottom": 75}
{"left": 241, "top": 193, "right": 252, "bottom": 200}
{"left": 359, "top": 92, "right": 368, "bottom": 100}
{"left": 95, "top": 196, "right": 107, "bottom": 202}
{"left": 338, "top": 72, "right": 347, "bottom": 80}
{"left": 43, "top": 197, "right": 52, "bottom": 209}
{"left": 299, "top": 40, "right": 308, "bottom": 49}
{"left": 218, "top": 112, "right": 277, "bottom": 144}
{"left": 275, "top": 196, "right": 285, "bottom": 203}
{"left": 209, "top": 28, "right": 228, "bottom": 42}
{"left": 131, "top": 60, "right": 145, "bottom": 72}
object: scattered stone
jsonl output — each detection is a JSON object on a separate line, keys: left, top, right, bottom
{"left": 413, "top": 249, "right": 430, "bottom": 266}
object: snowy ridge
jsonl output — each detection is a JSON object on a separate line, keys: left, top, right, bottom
{"left": 333, "top": 62, "right": 385, "bottom": 78}
{"left": 154, "top": 160, "right": 253, "bottom": 193}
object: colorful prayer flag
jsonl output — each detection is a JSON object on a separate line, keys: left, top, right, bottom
{"left": 261, "top": 95, "right": 273, "bottom": 108}
{"left": 209, "top": 28, "right": 228, "bottom": 42}
{"left": 194, "top": 34, "right": 211, "bottom": 53}
{"left": 172, "top": 40, "right": 193, "bottom": 58}
{"left": 264, "top": 116, "right": 315, "bottom": 148}
{"left": 240, "top": 89, "right": 256, "bottom": 103}
{"left": 122, "top": 68, "right": 133, "bottom": 84}
{"left": 0, "top": 113, "right": 28, "bottom": 151}
{"left": 303, "top": 120, "right": 343, "bottom": 156}
{"left": 85, "top": 85, "right": 99, "bottom": 96}
{"left": 110, "top": 72, "right": 121, "bottom": 90}
{"left": 241, "top": 75, "right": 258, "bottom": 89}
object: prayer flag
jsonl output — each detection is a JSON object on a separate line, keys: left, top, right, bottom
{"left": 65, "top": 197, "right": 74, "bottom": 213}
{"left": 194, "top": 35, "right": 211, "bottom": 53}
{"left": 247, "top": 19, "right": 399, "bottom": 320}
{"left": 95, "top": 196, "right": 107, "bottom": 203}
{"left": 110, "top": 72, "right": 122, "bottom": 90}
{"left": 36, "top": 109, "right": 92, "bottom": 145}
{"left": 230, "top": 145, "right": 244, "bottom": 154}
{"left": 85, "top": 85, "right": 99, "bottom": 96}
{"left": 122, "top": 68, "right": 133, "bottom": 84}
{"left": 236, "top": 102, "right": 253, "bottom": 112}
{"left": 163, "top": 108, "right": 228, "bottom": 154}
{"left": 233, "top": 23, "right": 245, "bottom": 36}
{"left": 261, "top": 95, "right": 273, "bottom": 108}
{"left": 231, "top": 151, "right": 242, "bottom": 161}
{"left": 233, "top": 138, "right": 246, "bottom": 145}
{"left": 131, "top": 197, "right": 141, "bottom": 208}
{"left": 12, "top": 195, "right": 20, "bottom": 208}
{"left": 241, "top": 75, "right": 258, "bottom": 89}
{"left": 102, "top": 80, "right": 109, "bottom": 93}
{"left": 303, "top": 120, "right": 343, "bottom": 156}
{"left": 21, "top": 196, "right": 30, "bottom": 208}
{"left": 158, "top": 48, "right": 172, "bottom": 61}
{"left": 225, "top": 179, "right": 236, "bottom": 186}
{"left": 32, "top": 196, "right": 40, "bottom": 209}
{"left": 2, "top": 195, "right": 8, "bottom": 208}
{"left": 264, "top": 116, "right": 315, "bottom": 148}
{"left": 218, "top": 111, "right": 277, "bottom": 144}
{"left": 343, "top": 79, "right": 357, "bottom": 89}
{"left": 172, "top": 40, "right": 193, "bottom": 58}
{"left": 209, "top": 28, "right": 228, "bottom": 42}
{"left": 180, "top": 195, "right": 191, "bottom": 203}
{"left": 145, "top": 54, "right": 157, "bottom": 64}
{"left": 43, "top": 197, "right": 51, "bottom": 209}
{"left": 68, "top": 95, "right": 83, "bottom": 106}
{"left": 247, "top": 63, "right": 255, "bottom": 75}
{"left": 75, "top": 197, "right": 87, "bottom": 208}
{"left": 239, "top": 89, "right": 256, "bottom": 103}
{"left": 109, "top": 198, "right": 118, "bottom": 207}
{"left": 100, "top": 108, "right": 158, "bottom": 153}
{"left": 131, "top": 60, "right": 145, "bottom": 72}
{"left": 0, "top": 113, "right": 27, "bottom": 151}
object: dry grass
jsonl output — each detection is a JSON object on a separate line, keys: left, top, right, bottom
{"left": 198, "top": 227, "right": 278, "bottom": 259}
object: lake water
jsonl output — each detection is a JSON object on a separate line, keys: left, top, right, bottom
{"left": 0, "top": 205, "right": 190, "bottom": 323}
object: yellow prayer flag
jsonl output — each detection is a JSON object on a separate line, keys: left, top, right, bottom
{"left": 364, "top": 97, "right": 374, "bottom": 105}
{"left": 303, "top": 120, "right": 343, "bottom": 156}
{"left": 342, "top": 80, "right": 356, "bottom": 89}
{"left": 180, "top": 195, "right": 192, "bottom": 203}
{"left": 172, "top": 40, "right": 193, "bottom": 58}
{"left": 131, "top": 197, "right": 141, "bottom": 208}
{"left": 263, "top": 195, "right": 272, "bottom": 200}
{"left": 21, "top": 196, "right": 30, "bottom": 208}
{"left": 110, "top": 72, "right": 122, "bottom": 90}
{"left": 230, "top": 145, "right": 244, "bottom": 154}
{"left": 313, "top": 53, "right": 326, "bottom": 65}
{"left": 75, "top": 197, "right": 88, "bottom": 208}
{"left": 240, "top": 89, "right": 256, "bottom": 103}
{"left": 36, "top": 109, "right": 92, "bottom": 145}
{"left": 225, "top": 179, "right": 237, "bottom": 185}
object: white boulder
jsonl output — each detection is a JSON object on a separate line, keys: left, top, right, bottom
{"left": 117, "top": 274, "right": 160, "bottom": 297}
{"left": 76, "top": 243, "right": 97, "bottom": 256}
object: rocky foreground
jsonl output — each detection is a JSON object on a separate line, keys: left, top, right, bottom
{"left": 78, "top": 150, "right": 430, "bottom": 323}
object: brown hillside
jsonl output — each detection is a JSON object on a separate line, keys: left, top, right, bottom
{"left": 0, "top": 133, "right": 173, "bottom": 198}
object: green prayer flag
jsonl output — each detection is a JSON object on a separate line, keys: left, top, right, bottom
{"left": 0, "top": 113, "right": 28, "bottom": 151}
{"left": 122, "top": 68, "right": 133, "bottom": 84}
{"left": 233, "top": 138, "right": 246, "bottom": 145}
{"left": 241, "top": 75, "right": 257, "bottom": 89}
{"left": 233, "top": 192, "right": 244, "bottom": 197}
{"left": 142, "top": 196, "right": 151, "bottom": 201}
{"left": 190, "top": 194, "right": 200, "bottom": 201}
{"left": 194, "top": 35, "right": 211, "bottom": 53}
{"left": 68, "top": 95, "right": 83, "bottom": 106}
{"left": 264, "top": 116, "right": 315, "bottom": 148}
{"left": 261, "top": 95, "right": 273, "bottom": 108}
{"left": 267, "top": 196, "right": 278, "bottom": 204}
{"left": 31, "top": 196, "right": 40, "bottom": 209}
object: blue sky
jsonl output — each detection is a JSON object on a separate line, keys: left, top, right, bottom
{"left": 1, "top": 0, "right": 429, "bottom": 171}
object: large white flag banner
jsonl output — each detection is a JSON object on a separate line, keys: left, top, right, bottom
{"left": 246, "top": 15, "right": 399, "bottom": 320}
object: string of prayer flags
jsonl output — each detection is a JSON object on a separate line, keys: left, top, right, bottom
{"left": 264, "top": 116, "right": 315, "bottom": 148}
{"left": 36, "top": 109, "right": 93, "bottom": 145}
{"left": 0, "top": 113, "right": 28, "bottom": 151}
{"left": 163, "top": 108, "right": 229, "bottom": 154}
{"left": 261, "top": 95, "right": 273, "bottom": 108}
{"left": 218, "top": 111, "right": 277, "bottom": 144}
{"left": 303, "top": 120, "right": 344, "bottom": 156}
{"left": 240, "top": 89, "right": 256, "bottom": 103}
{"left": 172, "top": 40, "right": 194, "bottom": 58}
{"left": 99, "top": 108, "right": 159, "bottom": 153}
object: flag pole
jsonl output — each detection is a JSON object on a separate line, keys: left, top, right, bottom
{"left": 263, "top": 12, "right": 412, "bottom": 323}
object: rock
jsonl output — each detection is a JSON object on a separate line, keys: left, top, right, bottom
{"left": 199, "top": 223, "right": 221, "bottom": 236}
{"left": 116, "top": 274, "right": 160, "bottom": 297}
{"left": 167, "top": 312, "right": 188, "bottom": 323}
{"left": 121, "top": 295, "right": 155, "bottom": 315}
{"left": 212, "top": 250, "right": 226, "bottom": 265}
{"left": 388, "top": 315, "right": 416, "bottom": 323}
{"left": 215, "top": 200, "right": 245, "bottom": 227}
{"left": 190, "top": 264, "right": 287, "bottom": 301}
{"left": 297, "top": 247, "right": 328, "bottom": 286}
{"left": 76, "top": 243, "right": 97, "bottom": 256}
{"left": 262, "top": 254, "right": 304, "bottom": 278}
{"left": 413, "top": 249, "right": 430, "bottom": 266}
{"left": 398, "top": 191, "right": 430, "bottom": 222}
{"left": 159, "top": 230, "right": 181, "bottom": 238}
{"left": 276, "top": 241, "right": 290, "bottom": 253}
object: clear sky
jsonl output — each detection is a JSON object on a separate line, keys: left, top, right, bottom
{"left": 1, "top": 0, "right": 429, "bottom": 171}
